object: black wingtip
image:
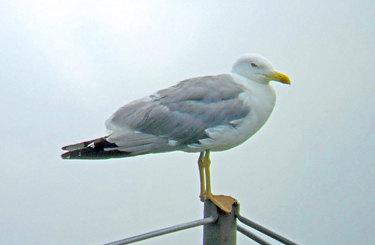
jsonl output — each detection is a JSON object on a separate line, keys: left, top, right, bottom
{"left": 61, "top": 152, "right": 71, "bottom": 159}
{"left": 61, "top": 137, "right": 104, "bottom": 151}
{"left": 61, "top": 136, "right": 133, "bottom": 160}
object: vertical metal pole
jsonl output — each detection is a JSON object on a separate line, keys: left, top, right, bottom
{"left": 203, "top": 200, "right": 238, "bottom": 245}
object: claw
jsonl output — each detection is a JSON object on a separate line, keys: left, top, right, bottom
{"left": 199, "top": 191, "right": 206, "bottom": 202}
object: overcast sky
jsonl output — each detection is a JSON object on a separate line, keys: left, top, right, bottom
{"left": 1, "top": 0, "right": 374, "bottom": 244}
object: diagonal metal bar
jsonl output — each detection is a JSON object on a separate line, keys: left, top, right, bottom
{"left": 235, "top": 213, "right": 298, "bottom": 245}
{"left": 103, "top": 215, "right": 218, "bottom": 245}
{"left": 237, "top": 224, "right": 271, "bottom": 245}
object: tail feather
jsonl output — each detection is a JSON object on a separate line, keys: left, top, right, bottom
{"left": 61, "top": 136, "right": 132, "bottom": 160}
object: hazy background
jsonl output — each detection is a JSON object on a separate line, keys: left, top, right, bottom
{"left": 1, "top": 1, "right": 374, "bottom": 244}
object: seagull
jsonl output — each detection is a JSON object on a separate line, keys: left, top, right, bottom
{"left": 61, "top": 54, "right": 291, "bottom": 213}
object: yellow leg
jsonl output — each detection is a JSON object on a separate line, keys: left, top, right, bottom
{"left": 198, "top": 152, "right": 206, "bottom": 202}
{"left": 203, "top": 150, "right": 212, "bottom": 195}
{"left": 198, "top": 149, "right": 237, "bottom": 213}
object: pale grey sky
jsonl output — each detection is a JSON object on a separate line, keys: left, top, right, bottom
{"left": 1, "top": 1, "right": 374, "bottom": 244}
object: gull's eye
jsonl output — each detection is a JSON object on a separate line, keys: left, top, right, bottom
{"left": 251, "top": 63, "right": 257, "bottom": 67}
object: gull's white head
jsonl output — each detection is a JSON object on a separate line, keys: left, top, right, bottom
{"left": 232, "top": 54, "right": 291, "bottom": 85}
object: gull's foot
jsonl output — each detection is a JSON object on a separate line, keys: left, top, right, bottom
{"left": 199, "top": 192, "right": 206, "bottom": 202}
{"left": 206, "top": 193, "right": 237, "bottom": 213}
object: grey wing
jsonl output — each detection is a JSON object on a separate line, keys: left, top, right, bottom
{"left": 105, "top": 74, "right": 251, "bottom": 154}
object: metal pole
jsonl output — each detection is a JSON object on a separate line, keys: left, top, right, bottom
{"left": 203, "top": 200, "right": 238, "bottom": 245}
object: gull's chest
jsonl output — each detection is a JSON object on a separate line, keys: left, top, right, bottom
{"left": 237, "top": 86, "right": 276, "bottom": 139}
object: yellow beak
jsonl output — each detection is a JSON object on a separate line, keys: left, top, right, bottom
{"left": 266, "top": 71, "right": 291, "bottom": 85}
